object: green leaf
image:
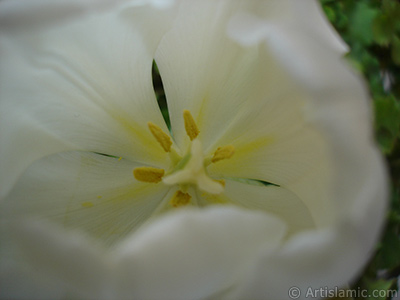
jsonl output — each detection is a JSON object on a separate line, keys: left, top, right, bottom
{"left": 374, "top": 96, "right": 400, "bottom": 154}
{"left": 382, "top": 0, "right": 400, "bottom": 24}
{"left": 395, "top": 13, "right": 400, "bottom": 32}
{"left": 382, "top": 0, "right": 396, "bottom": 13}
{"left": 376, "top": 228, "right": 400, "bottom": 269}
{"left": 388, "top": 210, "right": 400, "bottom": 225}
{"left": 323, "top": 5, "right": 337, "bottom": 23}
{"left": 392, "top": 36, "right": 400, "bottom": 66}
{"left": 350, "top": 3, "right": 379, "bottom": 46}
{"left": 362, "top": 278, "right": 396, "bottom": 300}
{"left": 372, "top": 14, "right": 395, "bottom": 45}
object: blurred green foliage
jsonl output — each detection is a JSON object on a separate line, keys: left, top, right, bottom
{"left": 321, "top": 0, "right": 400, "bottom": 299}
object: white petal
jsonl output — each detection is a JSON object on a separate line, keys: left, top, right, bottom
{"left": 0, "top": 218, "right": 67, "bottom": 300}
{"left": 2, "top": 219, "right": 113, "bottom": 300}
{"left": 155, "top": 0, "right": 346, "bottom": 153}
{"left": 190, "top": 4, "right": 387, "bottom": 297}
{"left": 155, "top": 0, "right": 337, "bottom": 229}
{"left": 228, "top": 10, "right": 352, "bottom": 93}
{"left": 227, "top": 0, "right": 348, "bottom": 53}
{"left": 207, "top": 2, "right": 383, "bottom": 228}
{"left": 0, "top": 0, "right": 121, "bottom": 30}
{"left": 226, "top": 145, "right": 388, "bottom": 300}
{"left": 113, "top": 207, "right": 286, "bottom": 300}
{"left": 198, "top": 180, "right": 315, "bottom": 236}
{"left": 0, "top": 264, "right": 66, "bottom": 300}
{"left": 207, "top": 107, "right": 334, "bottom": 227}
{"left": 0, "top": 0, "right": 175, "bottom": 31}
{"left": 155, "top": 0, "right": 291, "bottom": 151}
{"left": 290, "top": 0, "right": 349, "bottom": 53}
{"left": 217, "top": 27, "right": 388, "bottom": 300}
{"left": 0, "top": 2, "right": 175, "bottom": 198}
{"left": 2, "top": 152, "right": 171, "bottom": 246}
{"left": 228, "top": 151, "right": 388, "bottom": 300}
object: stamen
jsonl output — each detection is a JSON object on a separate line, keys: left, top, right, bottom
{"left": 214, "top": 179, "right": 226, "bottom": 187}
{"left": 183, "top": 110, "right": 199, "bottom": 140}
{"left": 133, "top": 167, "right": 165, "bottom": 183}
{"left": 211, "top": 145, "right": 235, "bottom": 163}
{"left": 148, "top": 122, "right": 172, "bottom": 152}
{"left": 170, "top": 190, "right": 191, "bottom": 208}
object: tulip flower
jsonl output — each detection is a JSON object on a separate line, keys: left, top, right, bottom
{"left": 0, "top": 0, "right": 388, "bottom": 299}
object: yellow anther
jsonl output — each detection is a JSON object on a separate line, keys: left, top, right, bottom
{"left": 133, "top": 167, "right": 165, "bottom": 183}
{"left": 118, "top": 157, "right": 122, "bottom": 161}
{"left": 170, "top": 190, "right": 191, "bottom": 208}
{"left": 214, "top": 179, "right": 226, "bottom": 187}
{"left": 148, "top": 122, "right": 172, "bottom": 152}
{"left": 183, "top": 110, "right": 199, "bottom": 140}
{"left": 211, "top": 145, "right": 235, "bottom": 163}
{"left": 82, "top": 202, "right": 94, "bottom": 208}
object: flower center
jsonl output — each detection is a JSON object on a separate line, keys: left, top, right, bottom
{"left": 133, "top": 110, "right": 235, "bottom": 207}
{"left": 163, "top": 138, "right": 224, "bottom": 194}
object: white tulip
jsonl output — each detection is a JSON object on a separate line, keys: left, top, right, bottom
{"left": 0, "top": 0, "right": 388, "bottom": 299}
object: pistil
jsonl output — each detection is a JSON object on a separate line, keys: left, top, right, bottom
{"left": 162, "top": 139, "right": 224, "bottom": 194}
